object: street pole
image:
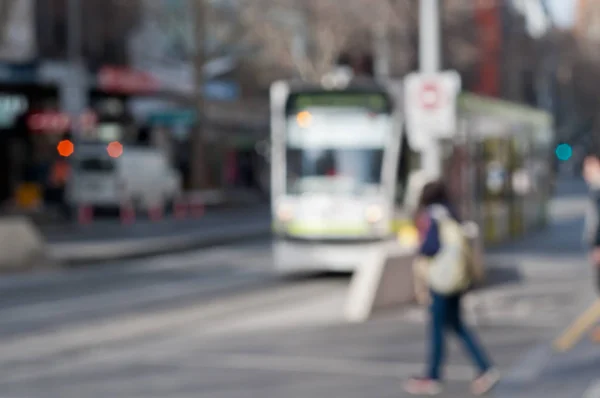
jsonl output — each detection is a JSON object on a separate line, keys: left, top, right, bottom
{"left": 419, "top": 0, "right": 442, "bottom": 178}
{"left": 65, "top": 0, "right": 87, "bottom": 146}
{"left": 190, "top": 0, "right": 209, "bottom": 190}
{"left": 419, "top": 0, "right": 441, "bottom": 73}
{"left": 373, "top": 24, "right": 390, "bottom": 80}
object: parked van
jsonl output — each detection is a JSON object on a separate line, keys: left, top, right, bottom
{"left": 66, "top": 144, "right": 181, "bottom": 212}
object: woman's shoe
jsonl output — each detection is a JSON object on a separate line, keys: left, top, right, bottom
{"left": 403, "top": 377, "right": 443, "bottom": 395}
{"left": 471, "top": 368, "right": 500, "bottom": 395}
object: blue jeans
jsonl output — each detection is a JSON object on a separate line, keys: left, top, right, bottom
{"left": 427, "top": 291, "right": 492, "bottom": 380}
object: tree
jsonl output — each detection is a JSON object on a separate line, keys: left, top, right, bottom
{"left": 237, "top": 0, "right": 410, "bottom": 83}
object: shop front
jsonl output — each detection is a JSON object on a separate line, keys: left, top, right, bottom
{"left": 87, "top": 66, "right": 157, "bottom": 145}
{"left": 0, "top": 76, "right": 60, "bottom": 210}
{"left": 146, "top": 108, "right": 196, "bottom": 189}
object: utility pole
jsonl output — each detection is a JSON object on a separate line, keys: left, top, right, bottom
{"left": 419, "top": 0, "right": 441, "bottom": 73}
{"left": 419, "top": 0, "right": 442, "bottom": 178}
{"left": 190, "top": 0, "right": 209, "bottom": 190}
{"left": 65, "top": 0, "right": 87, "bottom": 146}
{"left": 373, "top": 24, "right": 390, "bottom": 80}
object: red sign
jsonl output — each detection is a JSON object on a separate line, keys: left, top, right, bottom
{"left": 27, "top": 111, "right": 97, "bottom": 133}
{"left": 419, "top": 82, "right": 446, "bottom": 110}
{"left": 98, "top": 66, "right": 161, "bottom": 94}
{"left": 28, "top": 112, "right": 70, "bottom": 132}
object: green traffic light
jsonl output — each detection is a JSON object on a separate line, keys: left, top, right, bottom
{"left": 555, "top": 144, "right": 572, "bottom": 161}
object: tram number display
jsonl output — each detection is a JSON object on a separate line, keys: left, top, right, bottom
{"left": 287, "top": 93, "right": 391, "bottom": 113}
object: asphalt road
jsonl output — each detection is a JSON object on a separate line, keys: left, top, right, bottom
{"left": 41, "top": 204, "right": 270, "bottom": 244}
{"left": 0, "top": 239, "right": 281, "bottom": 339}
{"left": 0, "top": 179, "right": 594, "bottom": 398}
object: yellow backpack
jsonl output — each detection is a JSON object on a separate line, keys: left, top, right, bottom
{"left": 426, "top": 205, "right": 471, "bottom": 295}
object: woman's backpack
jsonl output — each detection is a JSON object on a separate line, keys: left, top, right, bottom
{"left": 426, "top": 205, "right": 471, "bottom": 295}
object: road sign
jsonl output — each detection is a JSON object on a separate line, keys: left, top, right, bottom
{"left": 203, "top": 80, "right": 239, "bottom": 101}
{"left": 404, "top": 71, "right": 461, "bottom": 150}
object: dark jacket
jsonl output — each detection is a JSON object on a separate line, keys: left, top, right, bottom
{"left": 584, "top": 189, "right": 600, "bottom": 247}
{"left": 418, "top": 202, "right": 460, "bottom": 257}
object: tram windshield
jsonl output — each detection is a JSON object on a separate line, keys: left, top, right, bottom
{"left": 284, "top": 93, "right": 392, "bottom": 196}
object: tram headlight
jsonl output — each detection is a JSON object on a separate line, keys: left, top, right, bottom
{"left": 276, "top": 203, "right": 294, "bottom": 222}
{"left": 365, "top": 205, "right": 383, "bottom": 223}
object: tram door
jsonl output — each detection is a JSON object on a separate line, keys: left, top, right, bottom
{"left": 395, "top": 134, "right": 417, "bottom": 206}
{"left": 481, "top": 137, "right": 511, "bottom": 243}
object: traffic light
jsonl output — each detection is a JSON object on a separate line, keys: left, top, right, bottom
{"left": 555, "top": 143, "right": 572, "bottom": 161}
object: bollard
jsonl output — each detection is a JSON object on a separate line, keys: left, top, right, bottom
{"left": 120, "top": 200, "right": 135, "bottom": 225}
{"left": 190, "top": 196, "right": 205, "bottom": 218}
{"left": 77, "top": 205, "right": 93, "bottom": 225}
{"left": 173, "top": 196, "right": 188, "bottom": 219}
{"left": 149, "top": 201, "right": 164, "bottom": 222}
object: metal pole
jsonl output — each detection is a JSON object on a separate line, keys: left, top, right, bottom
{"left": 373, "top": 24, "right": 390, "bottom": 80}
{"left": 65, "top": 0, "right": 87, "bottom": 145}
{"left": 190, "top": 0, "right": 209, "bottom": 190}
{"left": 419, "top": 0, "right": 441, "bottom": 73}
{"left": 419, "top": 0, "right": 442, "bottom": 178}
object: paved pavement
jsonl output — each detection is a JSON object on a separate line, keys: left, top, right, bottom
{"left": 0, "top": 179, "right": 593, "bottom": 398}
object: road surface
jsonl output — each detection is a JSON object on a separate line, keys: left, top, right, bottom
{"left": 0, "top": 179, "right": 593, "bottom": 397}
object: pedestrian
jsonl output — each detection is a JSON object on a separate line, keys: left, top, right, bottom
{"left": 404, "top": 180, "right": 499, "bottom": 396}
{"left": 581, "top": 153, "right": 600, "bottom": 342}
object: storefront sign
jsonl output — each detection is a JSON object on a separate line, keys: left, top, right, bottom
{"left": 0, "top": 94, "right": 28, "bottom": 127}
{"left": 203, "top": 80, "right": 239, "bottom": 101}
{"left": 0, "top": 63, "right": 38, "bottom": 83}
{"left": 148, "top": 110, "right": 196, "bottom": 126}
{"left": 27, "top": 110, "right": 96, "bottom": 133}
{"left": 98, "top": 66, "right": 161, "bottom": 94}
{"left": 27, "top": 112, "right": 70, "bottom": 132}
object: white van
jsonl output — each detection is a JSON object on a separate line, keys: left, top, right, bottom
{"left": 66, "top": 144, "right": 181, "bottom": 211}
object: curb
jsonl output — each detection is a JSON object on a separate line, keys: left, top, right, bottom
{"left": 49, "top": 222, "right": 272, "bottom": 265}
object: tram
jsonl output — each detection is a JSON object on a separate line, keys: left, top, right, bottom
{"left": 269, "top": 75, "right": 555, "bottom": 274}
{"left": 269, "top": 76, "right": 411, "bottom": 273}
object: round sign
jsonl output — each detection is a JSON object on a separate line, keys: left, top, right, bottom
{"left": 420, "top": 82, "right": 441, "bottom": 110}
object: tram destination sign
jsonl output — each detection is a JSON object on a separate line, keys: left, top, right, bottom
{"left": 287, "top": 92, "right": 391, "bottom": 113}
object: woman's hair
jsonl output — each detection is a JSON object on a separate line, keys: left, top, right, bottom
{"left": 418, "top": 180, "right": 450, "bottom": 209}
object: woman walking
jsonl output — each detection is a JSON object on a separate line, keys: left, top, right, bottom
{"left": 582, "top": 153, "right": 600, "bottom": 342}
{"left": 404, "top": 181, "right": 499, "bottom": 396}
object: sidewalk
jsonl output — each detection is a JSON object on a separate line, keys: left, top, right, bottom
{"left": 491, "top": 180, "right": 600, "bottom": 397}
{"left": 42, "top": 204, "right": 271, "bottom": 264}
{"left": 496, "top": 337, "right": 600, "bottom": 397}
{"left": 144, "top": 179, "right": 594, "bottom": 398}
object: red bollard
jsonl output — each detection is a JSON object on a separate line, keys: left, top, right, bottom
{"left": 149, "top": 202, "right": 164, "bottom": 222}
{"left": 173, "top": 197, "right": 188, "bottom": 219}
{"left": 120, "top": 200, "right": 135, "bottom": 225}
{"left": 77, "top": 205, "right": 93, "bottom": 225}
{"left": 190, "top": 196, "right": 204, "bottom": 218}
